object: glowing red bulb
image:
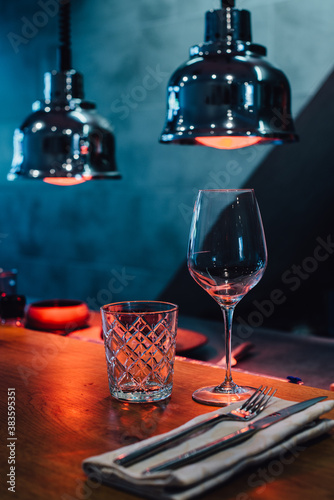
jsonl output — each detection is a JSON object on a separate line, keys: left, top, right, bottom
{"left": 195, "top": 136, "right": 264, "bottom": 150}
{"left": 43, "top": 176, "right": 92, "bottom": 186}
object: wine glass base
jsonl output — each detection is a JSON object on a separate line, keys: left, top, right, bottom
{"left": 192, "top": 385, "right": 256, "bottom": 407}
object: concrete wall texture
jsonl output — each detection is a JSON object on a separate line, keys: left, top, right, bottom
{"left": 0, "top": 0, "right": 333, "bottom": 313}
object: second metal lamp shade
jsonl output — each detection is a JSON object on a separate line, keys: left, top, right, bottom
{"left": 8, "top": 1, "right": 120, "bottom": 185}
{"left": 160, "top": 1, "right": 298, "bottom": 149}
{"left": 9, "top": 70, "right": 120, "bottom": 185}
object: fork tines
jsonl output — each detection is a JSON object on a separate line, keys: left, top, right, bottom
{"left": 240, "top": 386, "right": 277, "bottom": 415}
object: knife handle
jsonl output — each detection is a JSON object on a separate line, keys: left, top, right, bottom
{"left": 145, "top": 427, "right": 258, "bottom": 473}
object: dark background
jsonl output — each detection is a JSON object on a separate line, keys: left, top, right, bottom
{"left": 0, "top": 0, "right": 334, "bottom": 336}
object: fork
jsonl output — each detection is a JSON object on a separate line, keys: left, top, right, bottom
{"left": 114, "top": 386, "right": 276, "bottom": 467}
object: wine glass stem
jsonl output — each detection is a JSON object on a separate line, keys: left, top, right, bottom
{"left": 218, "top": 305, "right": 236, "bottom": 391}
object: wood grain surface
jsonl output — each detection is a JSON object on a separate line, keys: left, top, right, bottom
{"left": 0, "top": 326, "right": 333, "bottom": 500}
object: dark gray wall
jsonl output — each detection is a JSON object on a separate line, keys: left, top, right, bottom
{"left": 0, "top": 0, "right": 334, "bottom": 320}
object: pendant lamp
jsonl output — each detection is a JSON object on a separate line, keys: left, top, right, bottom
{"left": 8, "top": 1, "right": 120, "bottom": 185}
{"left": 159, "top": 0, "right": 298, "bottom": 149}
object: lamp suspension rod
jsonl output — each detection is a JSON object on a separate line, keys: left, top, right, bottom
{"left": 222, "top": 0, "right": 235, "bottom": 7}
{"left": 58, "top": 0, "right": 72, "bottom": 71}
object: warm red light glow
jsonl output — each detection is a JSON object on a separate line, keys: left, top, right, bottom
{"left": 43, "top": 176, "right": 92, "bottom": 186}
{"left": 195, "top": 136, "right": 263, "bottom": 149}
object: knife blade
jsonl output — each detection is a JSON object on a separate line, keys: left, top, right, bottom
{"left": 144, "top": 396, "right": 327, "bottom": 473}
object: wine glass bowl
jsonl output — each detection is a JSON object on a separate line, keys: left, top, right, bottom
{"left": 188, "top": 189, "right": 267, "bottom": 406}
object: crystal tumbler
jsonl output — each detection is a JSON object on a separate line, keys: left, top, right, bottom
{"left": 101, "top": 301, "right": 178, "bottom": 403}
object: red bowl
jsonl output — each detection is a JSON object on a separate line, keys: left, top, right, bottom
{"left": 25, "top": 299, "right": 90, "bottom": 333}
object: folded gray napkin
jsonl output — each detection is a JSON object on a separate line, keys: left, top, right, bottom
{"left": 82, "top": 398, "right": 334, "bottom": 500}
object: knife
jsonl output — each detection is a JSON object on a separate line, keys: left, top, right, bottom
{"left": 144, "top": 396, "right": 327, "bottom": 473}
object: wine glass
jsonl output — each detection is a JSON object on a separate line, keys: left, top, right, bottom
{"left": 187, "top": 189, "right": 267, "bottom": 406}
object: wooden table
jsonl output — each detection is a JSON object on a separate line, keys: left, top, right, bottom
{"left": 0, "top": 326, "right": 333, "bottom": 500}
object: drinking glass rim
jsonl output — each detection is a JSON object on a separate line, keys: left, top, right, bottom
{"left": 100, "top": 300, "right": 178, "bottom": 314}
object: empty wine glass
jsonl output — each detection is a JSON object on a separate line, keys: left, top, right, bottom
{"left": 188, "top": 189, "right": 267, "bottom": 406}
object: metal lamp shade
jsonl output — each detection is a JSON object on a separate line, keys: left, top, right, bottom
{"left": 160, "top": 8, "right": 298, "bottom": 149}
{"left": 9, "top": 73, "right": 120, "bottom": 185}
{"left": 9, "top": 1, "right": 121, "bottom": 185}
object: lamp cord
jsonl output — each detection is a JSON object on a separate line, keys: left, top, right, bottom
{"left": 58, "top": 0, "right": 72, "bottom": 71}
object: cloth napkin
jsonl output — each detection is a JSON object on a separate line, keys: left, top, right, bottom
{"left": 82, "top": 397, "right": 334, "bottom": 500}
